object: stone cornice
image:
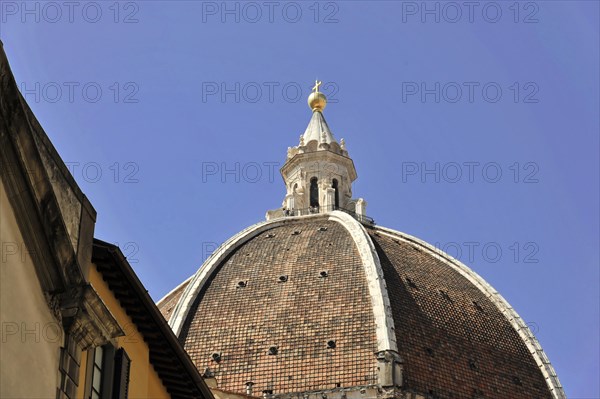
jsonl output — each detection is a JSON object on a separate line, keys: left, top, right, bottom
{"left": 59, "top": 284, "right": 124, "bottom": 350}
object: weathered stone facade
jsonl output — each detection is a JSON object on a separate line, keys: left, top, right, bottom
{"left": 0, "top": 40, "right": 120, "bottom": 399}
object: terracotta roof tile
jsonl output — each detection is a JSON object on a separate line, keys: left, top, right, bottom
{"left": 158, "top": 278, "right": 191, "bottom": 321}
{"left": 181, "top": 219, "right": 378, "bottom": 395}
{"left": 169, "top": 216, "right": 556, "bottom": 398}
{"left": 368, "top": 229, "right": 553, "bottom": 399}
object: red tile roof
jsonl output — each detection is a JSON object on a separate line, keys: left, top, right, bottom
{"left": 162, "top": 216, "right": 558, "bottom": 398}
{"left": 179, "top": 219, "right": 379, "bottom": 395}
{"left": 368, "top": 228, "right": 553, "bottom": 398}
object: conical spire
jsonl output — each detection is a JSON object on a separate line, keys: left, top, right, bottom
{"left": 303, "top": 80, "right": 337, "bottom": 147}
{"left": 302, "top": 111, "right": 336, "bottom": 146}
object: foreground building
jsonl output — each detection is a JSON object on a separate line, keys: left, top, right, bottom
{"left": 158, "top": 83, "right": 565, "bottom": 399}
{"left": 0, "top": 41, "right": 211, "bottom": 399}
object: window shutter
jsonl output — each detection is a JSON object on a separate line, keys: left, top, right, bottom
{"left": 112, "top": 348, "right": 131, "bottom": 399}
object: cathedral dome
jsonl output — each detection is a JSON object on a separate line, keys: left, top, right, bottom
{"left": 158, "top": 85, "right": 564, "bottom": 399}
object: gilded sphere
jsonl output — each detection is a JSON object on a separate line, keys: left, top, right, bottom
{"left": 308, "top": 91, "right": 327, "bottom": 111}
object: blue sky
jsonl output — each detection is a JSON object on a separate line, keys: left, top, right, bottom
{"left": 1, "top": 1, "right": 598, "bottom": 396}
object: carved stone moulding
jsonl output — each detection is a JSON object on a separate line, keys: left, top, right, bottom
{"left": 59, "top": 284, "right": 124, "bottom": 351}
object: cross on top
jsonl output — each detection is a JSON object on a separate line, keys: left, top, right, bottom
{"left": 312, "top": 80, "right": 322, "bottom": 93}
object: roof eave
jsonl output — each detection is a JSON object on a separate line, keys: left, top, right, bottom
{"left": 92, "top": 239, "right": 214, "bottom": 399}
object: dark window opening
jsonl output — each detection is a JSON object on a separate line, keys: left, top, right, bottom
{"left": 469, "top": 359, "right": 478, "bottom": 370}
{"left": 332, "top": 179, "right": 339, "bottom": 209}
{"left": 310, "top": 177, "right": 319, "bottom": 207}
{"left": 512, "top": 376, "right": 523, "bottom": 386}
{"left": 406, "top": 277, "right": 418, "bottom": 289}
{"left": 439, "top": 290, "right": 453, "bottom": 303}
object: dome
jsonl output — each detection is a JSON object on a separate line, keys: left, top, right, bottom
{"left": 159, "top": 213, "right": 562, "bottom": 399}
{"left": 158, "top": 84, "right": 564, "bottom": 399}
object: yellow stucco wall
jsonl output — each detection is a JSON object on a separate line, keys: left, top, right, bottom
{"left": 76, "top": 262, "right": 171, "bottom": 399}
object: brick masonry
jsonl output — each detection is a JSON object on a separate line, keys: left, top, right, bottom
{"left": 158, "top": 217, "right": 557, "bottom": 399}
{"left": 367, "top": 227, "right": 553, "bottom": 399}
{"left": 179, "top": 219, "right": 379, "bottom": 395}
{"left": 158, "top": 280, "right": 189, "bottom": 322}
